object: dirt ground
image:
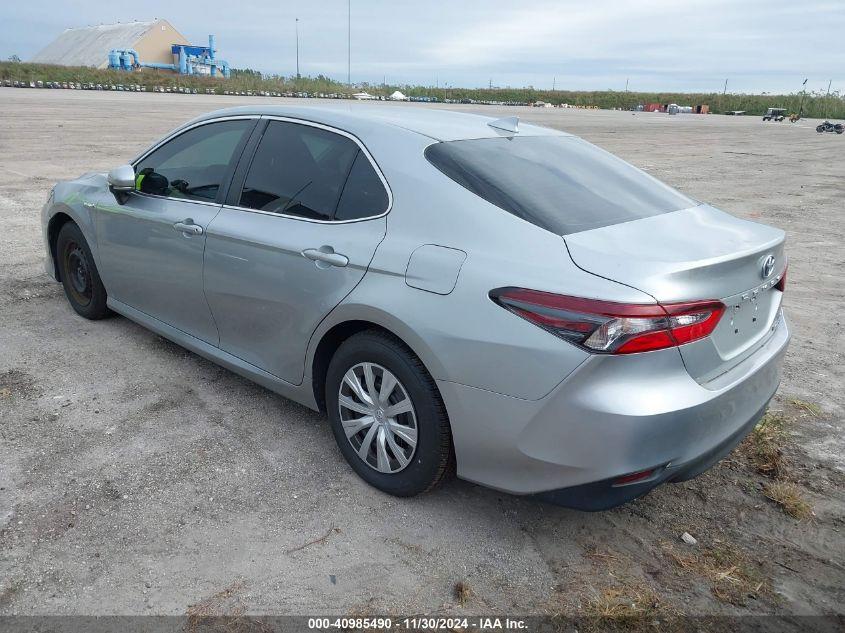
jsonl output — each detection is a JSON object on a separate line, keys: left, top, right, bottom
{"left": 1, "top": 89, "right": 843, "bottom": 624}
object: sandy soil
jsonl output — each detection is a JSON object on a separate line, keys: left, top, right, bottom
{"left": 0, "top": 89, "right": 843, "bottom": 624}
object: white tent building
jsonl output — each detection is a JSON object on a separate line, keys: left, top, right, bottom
{"left": 31, "top": 19, "right": 189, "bottom": 69}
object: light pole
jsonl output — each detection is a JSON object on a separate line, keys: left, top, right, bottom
{"left": 798, "top": 78, "right": 808, "bottom": 118}
{"left": 826, "top": 79, "right": 832, "bottom": 117}
{"left": 347, "top": 0, "right": 351, "bottom": 86}
{"left": 296, "top": 18, "right": 300, "bottom": 79}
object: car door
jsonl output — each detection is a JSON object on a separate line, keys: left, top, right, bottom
{"left": 203, "top": 118, "right": 390, "bottom": 384}
{"left": 94, "top": 117, "right": 257, "bottom": 344}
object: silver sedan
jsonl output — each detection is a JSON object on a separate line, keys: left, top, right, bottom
{"left": 41, "top": 106, "right": 789, "bottom": 509}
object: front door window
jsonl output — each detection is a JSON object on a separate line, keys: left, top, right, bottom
{"left": 134, "top": 119, "right": 253, "bottom": 202}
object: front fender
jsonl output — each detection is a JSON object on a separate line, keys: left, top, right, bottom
{"left": 42, "top": 176, "right": 107, "bottom": 281}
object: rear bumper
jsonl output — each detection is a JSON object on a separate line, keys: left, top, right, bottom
{"left": 532, "top": 401, "right": 767, "bottom": 510}
{"left": 437, "top": 311, "right": 790, "bottom": 507}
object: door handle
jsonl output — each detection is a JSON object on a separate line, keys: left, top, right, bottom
{"left": 301, "top": 247, "right": 349, "bottom": 268}
{"left": 173, "top": 220, "right": 203, "bottom": 236}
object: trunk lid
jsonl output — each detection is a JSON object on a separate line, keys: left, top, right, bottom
{"left": 564, "top": 205, "right": 786, "bottom": 383}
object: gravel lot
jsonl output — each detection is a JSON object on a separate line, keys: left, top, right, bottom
{"left": 1, "top": 89, "right": 843, "bottom": 621}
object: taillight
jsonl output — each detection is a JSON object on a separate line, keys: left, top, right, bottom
{"left": 775, "top": 264, "right": 787, "bottom": 292}
{"left": 490, "top": 287, "right": 725, "bottom": 354}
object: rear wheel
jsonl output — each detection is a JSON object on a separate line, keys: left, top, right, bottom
{"left": 325, "top": 330, "right": 453, "bottom": 496}
{"left": 56, "top": 222, "right": 110, "bottom": 319}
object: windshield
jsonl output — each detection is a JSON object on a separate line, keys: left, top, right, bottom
{"left": 425, "top": 135, "right": 697, "bottom": 235}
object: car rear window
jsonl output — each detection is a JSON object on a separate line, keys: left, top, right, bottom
{"left": 425, "top": 135, "right": 696, "bottom": 235}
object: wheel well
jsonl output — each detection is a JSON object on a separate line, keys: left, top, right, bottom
{"left": 47, "top": 212, "right": 75, "bottom": 280}
{"left": 311, "top": 320, "right": 385, "bottom": 412}
{"left": 312, "top": 319, "right": 444, "bottom": 414}
{"left": 310, "top": 319, "right": 456, "bottom": 471}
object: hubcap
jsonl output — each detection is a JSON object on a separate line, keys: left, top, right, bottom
{"left": 338, "top": 362, "right": 417, "bottom": 474}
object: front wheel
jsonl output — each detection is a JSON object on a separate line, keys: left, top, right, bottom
{"left": 325, "top": 330, "right": 454, "bottom": 497}
{"left": 816, "top": 125, "right": 825, "bottom": 133}
{"left": 56, "top": 222, "right": 111, "bottom": 319}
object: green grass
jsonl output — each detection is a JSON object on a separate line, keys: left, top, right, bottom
{"left": 3, "top": 61, "right": 844, "bottom": 118}
{"left": 0, "top": 61, "right": 350, "bottom": 96}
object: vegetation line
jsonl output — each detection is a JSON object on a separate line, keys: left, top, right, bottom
{"left": 2, "top": 61, "right": 843, "bottom": 118}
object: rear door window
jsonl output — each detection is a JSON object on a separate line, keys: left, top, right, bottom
{"left": 425, "top": 136, "right": 696, "bottom": 235}
{"left": 238, "top": 121, "right": 359, "bottom": 220}
{"left": 335, "top": 151, "right": 390, "bottom": 220}
{"left": 134, "top": 119, "right": 253, "bottom": 202}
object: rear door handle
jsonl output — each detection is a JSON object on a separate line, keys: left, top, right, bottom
{"left": 301, "top": 247, "right": 349, "bottom": 268}
{"left": 173, "top": 220, "right": 203, "bottom": 236}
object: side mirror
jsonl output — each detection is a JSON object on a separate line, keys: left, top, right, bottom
{"left": 108, "top": 164, "right": 136, "bottom": 190}
{"left": 107, "top": 164, "right": 135, "bottom": 204}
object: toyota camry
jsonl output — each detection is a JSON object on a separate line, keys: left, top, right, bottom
{"left": 41, "top": 106, "right": 789, "bottom": 509}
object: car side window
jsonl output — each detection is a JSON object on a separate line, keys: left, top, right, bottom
{"left": 334, "top": 150, "right": 390, "bottom": 220}
{"left": 238, "top": 121, "right": 385, "bottom": 221}
{"left": 134, "top": 120, "right": 253, "bottom": 202}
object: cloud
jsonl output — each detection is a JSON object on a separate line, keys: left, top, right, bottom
{"left": 1, "top": 0, "right": 843, "bottom": 93}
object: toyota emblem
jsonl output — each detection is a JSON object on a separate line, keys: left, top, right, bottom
{"left": 761, "top": 255, "right": 776, "bottom": 279}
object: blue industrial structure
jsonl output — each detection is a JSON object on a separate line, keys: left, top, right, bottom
{"left": 109, "top": 34, "right": 230, "bottom": 77}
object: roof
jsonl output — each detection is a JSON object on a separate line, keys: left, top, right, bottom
{"left": 187, "top": 105, "right": 570, "bottom": 142}
{"left": 32, "top": 20, "right": 159, "bottom": 67}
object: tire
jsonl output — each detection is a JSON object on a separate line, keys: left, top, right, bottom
{"left": 816, "top": 125, "right": 825, "bottom": 133}
{"left": 325, "top": 330, "right": 454, "bottom": 497}
{"left": 56, "top": 222, "right": 111, "bottom": 319}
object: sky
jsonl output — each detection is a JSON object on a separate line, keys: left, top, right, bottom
{"left": 2, "top": 0, "right": 843, "bottom": 95}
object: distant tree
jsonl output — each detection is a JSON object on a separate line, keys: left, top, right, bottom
{"left": 229, "top": 67, "right": 262, "bottom": 78}
{"left": 1, "top": 59, "right": 843, "bottom": 118}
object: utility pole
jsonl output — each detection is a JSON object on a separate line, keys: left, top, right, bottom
{"left": 347, "top": 0, "right": 351, "bottom": 86}
{"left": 625, "top": 77, "right": 629, "bottom": 92}
{"left": 295, "top": 18, "right": 300, "bottom": 78}
{"left": 798, "top": 78, "right": 808, "bottom": 118}
{"left": 552, "top": 76, "right": 556, "bottom": 91}
{"left": 826, "top": 79, "right": 832, "bottom": 117}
